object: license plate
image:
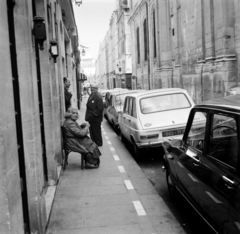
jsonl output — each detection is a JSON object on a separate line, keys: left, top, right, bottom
{"left": 162, "top": 129, "right": 185, "bottom": 137}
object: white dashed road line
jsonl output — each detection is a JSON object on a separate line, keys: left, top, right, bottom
{"left": 110, "top": 147, "right": 115, "bottom": 152}
{"left": 124, "top": 180, "right": 134, "bottom": 190}
{"left": 133, "top": 201, "right": 146, "bottom": 216}
{"left": 113, "top": 155, "right": 120, "bottom": 161}
{"left": 103, "top": 129, "right": 149, "bottom": 219}
{"left": 118, "top": 165, "right": 126, "bottom": 173}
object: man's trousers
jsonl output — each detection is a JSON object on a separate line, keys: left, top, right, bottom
{"left": 89, "top": 121, "right": 102, "bottom": 146}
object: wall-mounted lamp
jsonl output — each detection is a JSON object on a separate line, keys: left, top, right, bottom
{"left": 33, "top": 16, "right": 47, "bottom": 50}
{"left": 49, "top": 39, "right": 58, "bottom": 63}
{"left": 81, "top": 49, "right": 86, "bottom": 56}
{"left": 74, "top": 0, "right": 82, "bottom": 6}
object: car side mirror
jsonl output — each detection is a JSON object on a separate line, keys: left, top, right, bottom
{"left": 170, "top": 139, "right": 183, "bottom": 148}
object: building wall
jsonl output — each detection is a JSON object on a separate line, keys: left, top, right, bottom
{"left": 0, "top": 0, "right": 80, "bottom": 233}
{"left": 128, "top": 0, "right": 239, "bottom": 103}
{"left": 0, "top": 0, "right": 25, "bottom": 233}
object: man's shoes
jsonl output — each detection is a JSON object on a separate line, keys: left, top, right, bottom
{"left": 85, "top": 163, "right": 99, "bottom": 169}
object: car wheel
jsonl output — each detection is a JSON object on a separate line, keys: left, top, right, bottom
{"left": 119, "top": 130, "right": 126, "bottom": 144}
{"left": 112, "top": 121, "right": 119, "bottom": 134}
{"left": 133, "top": 143, "right": 144, "bottom": 161}
{"left": 166, "top": 167, "right": 177, "bottom": 200}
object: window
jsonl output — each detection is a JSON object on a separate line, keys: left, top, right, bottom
{"left": 109, "top": 96, "right": 113, "bottom": 105}
{"left": 128, "top": 98, "right": 133, "bottom": 116}
{"left": 208, "top": 114, "right": 238, "bottom": 168}
{"left": 136, "top": 27, "right": 140, "bottom": 64}
{"left": 124, "top": 98, "right": 129, "bottom": 113}
{"left": 152, "top": 10, "right": 157, "bottom": 58}
{"left": 132, "top": 99, "right": 137, "bottom": 118}
{"left": 140, "top": 93, "right": 191, "bottom": 114}
{"left": 187, "top": 111, "right": 207, "bottom": 152}
{"left": 143, "top": 19, "right": 148, "bottom": 61}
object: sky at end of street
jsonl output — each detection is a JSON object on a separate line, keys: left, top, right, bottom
{"left": 73, "top": 0, "right": 117, "bottom": 59}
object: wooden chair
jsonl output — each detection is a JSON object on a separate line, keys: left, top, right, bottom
{"left": 61, "top": 126, "right": 85, "bottom": 170}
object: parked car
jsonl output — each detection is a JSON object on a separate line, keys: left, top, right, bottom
{"left": 99, "top": 88, "right": 110, "bottom": 104}
{"left": 162, "top": 94, "right": 240, "bottom": 234}
{"left": 105, "top": 89, "right": 144, "bottom": 132}
{"left": 103, "top": 88, "right": 127, "bottom": 119}
{"left": 118, "top": 88, "right": 202, "bottom": 160}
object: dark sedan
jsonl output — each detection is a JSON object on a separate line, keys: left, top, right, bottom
{"left": 162, "top": 94, "right": 240, "bottom": 234}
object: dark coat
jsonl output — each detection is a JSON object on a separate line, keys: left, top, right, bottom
{"left": 63, "top": 118, "right": 101, "bottom": 158}
{"left": 64, "top": 87, "right": 72, "bottom": 110}
{"left": 85, "top": 91, "right": 104, "bottom": 123}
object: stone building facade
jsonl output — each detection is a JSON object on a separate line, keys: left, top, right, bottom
{"left": 96, "top": 1, "right": 133, "bottom": 90}
{"left": 98, "top": 0, "right": 240, "bottom": 102}
{"left": 129, "top": 0, "right": 240, "bottom": 103}
{"left": 0, "top": 0, "right": 81, "bottom": 233}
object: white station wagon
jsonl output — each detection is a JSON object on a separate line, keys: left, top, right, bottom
{"left": 118, "top": 88, "right": 205, "bottom": 160}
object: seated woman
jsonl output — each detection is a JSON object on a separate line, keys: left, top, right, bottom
{"left": 63, "top": 107, "right": 101, "bottom": 169}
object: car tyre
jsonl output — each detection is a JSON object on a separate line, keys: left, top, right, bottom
{"left": 166, "top": 167, "right": 177, "bottom": 200}
{"left": 119, "top": 130, "right": 126, "bottom": 144}
{"left": 112, "top": 121, "right": 119, "bottom": 134}
{"left": 133, "top": 143, "right": 144, "bottom": 161}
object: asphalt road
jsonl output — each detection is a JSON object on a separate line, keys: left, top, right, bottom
{"left": 104, "top": 119, "right": 216, "bottom": 234}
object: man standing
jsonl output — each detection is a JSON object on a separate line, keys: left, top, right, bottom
{"left": 64, "top": 77, "right": 72, "bottom": 111}
{"left": 85, "top": 84, "right": 104, "bottom": 146}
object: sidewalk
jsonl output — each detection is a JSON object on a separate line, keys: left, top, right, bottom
{"left": 46, "top": 96, "right": 185, "bottom": 234}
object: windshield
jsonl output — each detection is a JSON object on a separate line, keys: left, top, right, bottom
{"left": 140, "top": 93, "right": 191, "bottom": 114}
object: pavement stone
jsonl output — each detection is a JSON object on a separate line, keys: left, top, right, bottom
{"left": 46, "top": 96, "right": 185, "bottom": 234}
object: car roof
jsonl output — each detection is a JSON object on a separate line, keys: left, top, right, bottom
{"left": 196, "top": 94, "right": 240, "bottom": 111}
{"left": 123, "top": 88, "right": 187, "bottom": 98}
{"left": 110, "top": 89, "right": 145, "bottom": 96}
{"left": 107, "top": 89, "right": 132, "bottom": 94}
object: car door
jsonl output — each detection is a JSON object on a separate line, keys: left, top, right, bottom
{"left": 124, "top": 98, "right": 133, "bottom": 142}
{"left": 109, "top": 95, "right": 115, "bottom": 121}
{"left": 121, "top": 97, "right": 129, "bottom": 140}
{"left": 106, "top": 95, "right": 114, "bottom": 122}
{"left": 227, "top": 176, "right": 240, "bottom": 234}
{"left": 196, "top": 112, "right": 239, "bottom": 232}
{"left": 126, "top": 98, "right": 138, "bottom": 141}
{"left": 174, "top": 110, "right": 207, "bottom": 206}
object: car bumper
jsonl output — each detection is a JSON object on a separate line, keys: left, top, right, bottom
{"left": 135, "top": 134, "right": 183, "bottom": 148}
{"left": 136, "top": 141, "right": 163, "bottom": 148}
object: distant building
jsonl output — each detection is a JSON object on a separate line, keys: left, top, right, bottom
{"left": 81, "top": 58, "right": 96, "bottom": 84}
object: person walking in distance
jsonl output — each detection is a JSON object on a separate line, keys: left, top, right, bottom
{"left": 64, "top": 77, "right": 72, "bottom": 111}
{"left": 85, "top": 84, "right": 104, "bottom": 146}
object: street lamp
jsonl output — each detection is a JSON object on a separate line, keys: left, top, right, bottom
{"left": 49, "top": 39, "right": 58, "bottom": 63}
{"left": 33, "top": 16, "right": 46, "bottom": 50}
{"left": 81, "top": 49, "right": 86, "bottom": 56}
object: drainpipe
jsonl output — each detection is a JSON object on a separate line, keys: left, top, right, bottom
{"left": 146, "top": 1, "right": 151, "bottom": 90}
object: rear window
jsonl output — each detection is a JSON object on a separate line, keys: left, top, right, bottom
{"left": 140, "top": 93, "right": 191, "bottom": 114}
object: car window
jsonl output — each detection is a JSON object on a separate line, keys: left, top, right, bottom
{"left": 132, "top": 99, "right": 137, "bottom": 118}
{"left": 140, "top": 93, "right": 191, "bottom": 114}
{"left": 186, "top": 111, "right": 207, "bottom": 152}
{"left": 128, "top": 98, "right": 133, "bottom": 116}
{"left": 109, "top": 95, "right": 113, "bottom": 105}
{"left": 208, "top": 114, "right": 238, "bottom": 168}
{"left": 124, "top": 98, "right": 129, "bottom": 113}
